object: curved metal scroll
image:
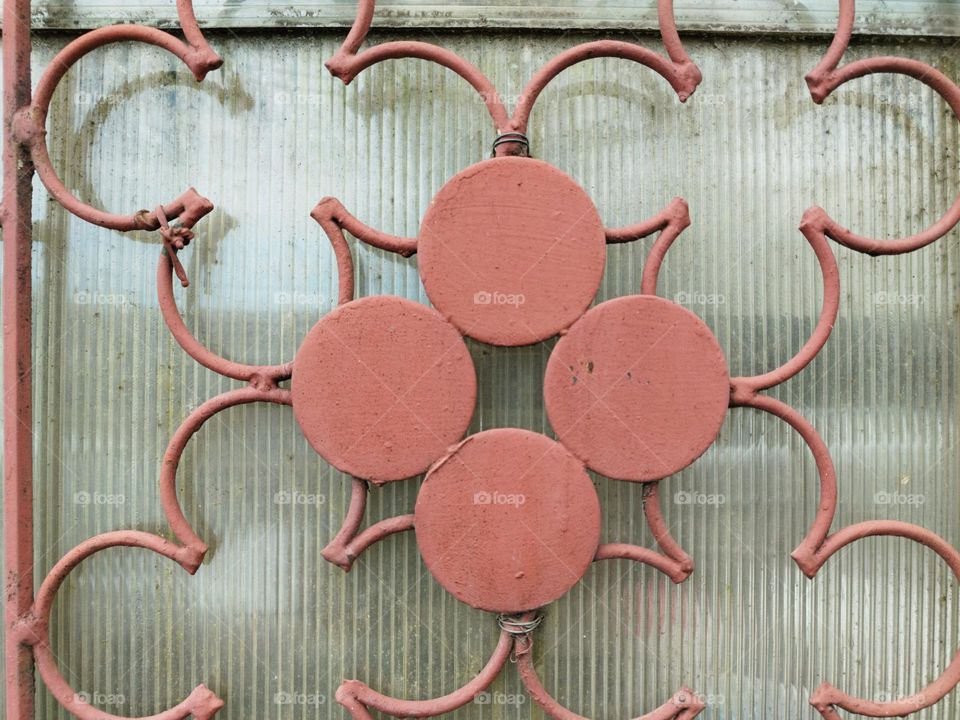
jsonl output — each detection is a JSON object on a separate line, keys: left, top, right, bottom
{"left": 327, "top": 0, "right": 702, "bottom": 148}
{"left": 21, "top": 0, "right": 223, "bottom": 231}
{"left": 805, "top": 0, "right": 960, "bottom": 256}
{"left": 515, "top": 634, "right": 705, "bottom": 720}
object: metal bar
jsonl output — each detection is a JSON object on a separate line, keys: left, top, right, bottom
{"left": 2, "top": 0, "right": 36, "bottom": 718}
{"left": 16, "top": 1, "right": 960, "bottom": 37}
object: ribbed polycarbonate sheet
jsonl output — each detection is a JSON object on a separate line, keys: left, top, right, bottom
{"left": 1, "top": 28, "right": 958, "bottom": 720}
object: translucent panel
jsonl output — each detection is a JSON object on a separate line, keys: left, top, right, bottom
{"left": 1, "top": 28, "right": 959, "bottom": 719}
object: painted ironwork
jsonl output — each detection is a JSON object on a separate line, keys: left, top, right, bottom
{"left": 2, "top": 1, "right": 959, "bottom": 720}
{"left": 4, "top": 3, "right": 230, "bottom": 720}
{"left": 311, "top": 0, "right": 960, "bottom": 718}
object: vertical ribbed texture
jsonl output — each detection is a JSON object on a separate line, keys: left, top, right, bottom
{"left": 0, "top": 30, "right": 956, "bottom": 719}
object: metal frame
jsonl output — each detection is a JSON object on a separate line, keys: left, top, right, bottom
{"left": 3, "top": 1, "right": 960, "bottom": 719}
{"left": 19, "top": 1, "right": 960, "bottom": 37}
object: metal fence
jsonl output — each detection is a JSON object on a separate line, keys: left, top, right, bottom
{"left": 3, "top": 1, "right": 960, "bottom": 718}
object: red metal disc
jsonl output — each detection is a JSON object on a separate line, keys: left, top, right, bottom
{"left": 292, "top": 296, "right": 476, "bottom": 484}
{"left": 414, "top": 428, "right": 601, "bottom": 613}
{"left": 545, "top": 295, "right": 729, "bottom": 482}
{"left": 418, "top": 157, "right": 606, "bottom": 347}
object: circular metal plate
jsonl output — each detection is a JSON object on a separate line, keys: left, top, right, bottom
{"left": 292, "top": 296, "right": 477, "bottom": 483}
{"left": 415, "top": 428, "right": 601, "bottom": 613}
{"left": 418, "top": 157, "right": 606, "bottom": 347}
{"left": 545, "top": 295, "right": 729, "bottom": 482}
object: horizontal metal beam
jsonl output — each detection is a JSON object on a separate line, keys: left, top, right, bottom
{"left": 21, "top": 0, "right": 960, "bottom": 36}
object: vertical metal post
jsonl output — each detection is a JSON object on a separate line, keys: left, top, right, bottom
{"left": 3, "top": 0, "right": 35, "bottom": 718}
